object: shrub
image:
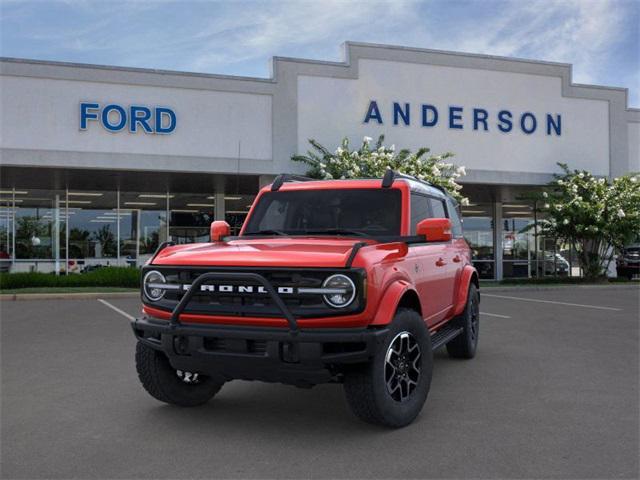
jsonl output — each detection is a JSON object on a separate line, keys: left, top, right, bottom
{"left": 292, "top": 135, "right": 469, "bottom": 204}
{"left": 0, "top": 267, "right": 140, "bottom": 290}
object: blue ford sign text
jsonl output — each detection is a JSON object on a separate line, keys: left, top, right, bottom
{"left": 80, "top": 103, "right": 176, "bottom": 134}
{"left": 363, "top": 100, "right": 561, "bottom": 136}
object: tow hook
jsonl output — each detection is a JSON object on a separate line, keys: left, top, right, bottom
{"left": 281, "top": 341, "right": 299, "bottom": 363}
{"left": 174, "top": 336, "right": 190, "bottom": 355}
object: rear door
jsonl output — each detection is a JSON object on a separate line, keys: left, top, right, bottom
{"left": 444, "top": 197, "right": 466, "bottom": 302}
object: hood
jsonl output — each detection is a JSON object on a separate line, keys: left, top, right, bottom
{"left": 151, "top": 237, "right": 376, "bottom": 268}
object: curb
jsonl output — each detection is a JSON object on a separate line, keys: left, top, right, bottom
{"left": 0, "top": 291, "right": 139, "bottom": 301}
{"left": 479, "top": 283, "right": 639, "bottom": 292}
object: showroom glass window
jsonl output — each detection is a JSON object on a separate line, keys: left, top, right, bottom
{"left": 170, "top": 192, "right": 215, "bottom": 244}
{"left": 66, "top": 191, "right": 118, "bottom": 271}
{"left": 502, "top": 202, "right": 535, "bottom": 278}
{"left": 14, "top": 189, "right": 64, "bottom": 268}
{"left": 119, "top": 192, "right": 169, "bottom": 264}
{"left": 460, "top": 203, "right": 495, "bottom": 279}
{"left": 225, "top": 194, "right": 256, "bottom": 236}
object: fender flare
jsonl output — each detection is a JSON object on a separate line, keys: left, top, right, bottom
{"left": 371, "top": 280, "right": 418, "bottom": 326}
{"left": 452, "top": 265, "right": 479, "bottom": 316}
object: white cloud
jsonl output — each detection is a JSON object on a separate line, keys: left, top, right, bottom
{"left": 177, "top": 0, "right": 635, "bottom": 96}
{"left": 429, "top": 0, "right": 632, "bottom": 86}
{"left": 183, "top": 0, "right": 418, "bottom": 71}
{"left": 1, "top": 0, "right": 636, "bottom": 103}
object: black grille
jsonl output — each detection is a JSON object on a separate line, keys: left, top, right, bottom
{"left": 143, "top": 267, "right": 365, "bottom": 319}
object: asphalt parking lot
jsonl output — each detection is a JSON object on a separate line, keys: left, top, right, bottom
{"left": 1, "top": 285, "right": 638, "bottom": 479}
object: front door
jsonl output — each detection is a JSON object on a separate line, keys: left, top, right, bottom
{"left": 409, "top": 193, "right": 456, "bottom": 326}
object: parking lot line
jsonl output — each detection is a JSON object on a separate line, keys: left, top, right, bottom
{"left": 482, "top": 293, "right": 622, "bottom": 311}
{"left": 480, "top": 312, "right": 511, "bottom": 318}
{"left": 97, "top": 299, "right": 135, "bottom": 320}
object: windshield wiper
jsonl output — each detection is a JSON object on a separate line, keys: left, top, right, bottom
{"left": 244, "top": 229, "right": 288, "bottom": 236}
{"left": 303, "top": 229, "right": 369, "bottom": 237}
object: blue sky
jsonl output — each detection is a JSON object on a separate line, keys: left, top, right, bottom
{"left": 1, "top": 0, "right": 638, "bottom": 106}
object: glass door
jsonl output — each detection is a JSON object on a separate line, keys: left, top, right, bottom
{"left": 460, "top": 203, "right": 495, "bottom": 279}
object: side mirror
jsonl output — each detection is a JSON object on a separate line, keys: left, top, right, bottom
{"left": 416, "top": 218, "right": 452, "bottom": 242}
{"left": 210, "top": 221, "right": 230, "bottom": 242}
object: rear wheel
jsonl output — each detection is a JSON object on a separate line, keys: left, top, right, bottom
{"left": 343, "top": 308, "right": 433, "bottom": 428}
{"left": 135, "top": 341, "right": 224, "bottom": 407}
{"left": 446, "top": 283, "right": 480, "bottom": 359}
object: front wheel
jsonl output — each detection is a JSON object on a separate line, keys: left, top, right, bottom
{"left": 343, "top": 308, "right": 433, "bottom": 428}
{"left": 135, "top": 341, "right": 224, "bottom": 407}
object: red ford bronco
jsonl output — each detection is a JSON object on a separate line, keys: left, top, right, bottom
{"left": 132, "top": 170, "right": 480, "bottom": 427}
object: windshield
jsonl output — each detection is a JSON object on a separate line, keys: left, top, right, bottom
{"left": 243, "top": 189, "right": 402, "bottom": 237}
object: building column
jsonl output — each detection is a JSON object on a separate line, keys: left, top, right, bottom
{"left": 54, "top": 194, "right": 60, "bottom": 275}
{"left": 495, "top": 200, "right": 503, "bottom": 281}
{"left": 215, "top": 193, "right": 225, "bottom": 222}
{"left": 11, "top": 189, "right": 16, "bottom": 271}
{"left": 259, "top": 175, "right": 276, "bottom": 189}
{"left": 213, "top": 176, "right": 226, "bottom": 222}
{"left": 65, "top": 189, "right": 69, "bottom": 275}
{"left": 116, "top": 189, "right": 120, "bottom": 264}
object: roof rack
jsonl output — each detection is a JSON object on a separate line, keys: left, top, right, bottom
{"left": 271, "top": 173, "right": 315, "bottom": 191}
{"left": 381, "top": 169, "right": 448, "bottom": 195}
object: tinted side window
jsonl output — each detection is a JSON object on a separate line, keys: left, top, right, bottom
{"left": 410, "top": 194, "right": 431, "bottom": 234}
{"left": 429, "top": 198, "right": 447, "bottom": 219}
{"left": 446, "top": 198, "right": 464, "bottom": 238}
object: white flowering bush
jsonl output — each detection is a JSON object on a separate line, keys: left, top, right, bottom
{"left": 292, "top": 135, "right": 468, "bottom": 205}
{"left": 538, "top": 163, "right": 640, "bottom": 279}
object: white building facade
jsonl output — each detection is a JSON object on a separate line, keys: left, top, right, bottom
{"left": 1, "top": 42, "right": 638, "bottom": 279}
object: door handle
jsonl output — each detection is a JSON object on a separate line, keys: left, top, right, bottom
{"left": 453, "top": 255, "right": 462, "bottom": 263}
{"left": 436, "top": 258, "right": 446, "bottom": 267}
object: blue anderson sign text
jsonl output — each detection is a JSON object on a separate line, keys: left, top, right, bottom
{"left": 363, "top": 100, "right": 561, "bottom": 136}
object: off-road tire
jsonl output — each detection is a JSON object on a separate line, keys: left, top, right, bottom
{"left": 446, "top": 283, "right": 480, "bottom": 359}
{"left": 343, "top": 308, "right": 433, "bottom": 428}
{"left": 135, "top": 341, "right": 224, "bottom": 407}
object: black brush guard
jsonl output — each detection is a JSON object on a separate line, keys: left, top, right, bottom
{"left": 168, "top": 271, "right": 299, "bottom": 334}
{"left": 132, "top": 242, "right": 390, "bottom": 384}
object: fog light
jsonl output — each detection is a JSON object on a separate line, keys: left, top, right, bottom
{"left": 322, "top": 274, "right": 356, "bottom": 308}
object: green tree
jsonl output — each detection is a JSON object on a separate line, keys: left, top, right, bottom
{"left": 15, "top": 216, "right": 49, "bottom": 258}
{"left": 537, "top": 163, "right": 640, "bottom": 279}
{"left": 292, "top": 135, "right": 469, "bottom": 204}
{"left": 92, "top": 225, "right": 116, "bottom": 257}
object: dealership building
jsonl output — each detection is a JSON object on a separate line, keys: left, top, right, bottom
{"left": 1, "top": 42, "right": 638, "bottom": 279}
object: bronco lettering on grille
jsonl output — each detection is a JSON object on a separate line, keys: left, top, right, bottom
{"left": 184, "top": 284, "right": 296, "bottom": 294}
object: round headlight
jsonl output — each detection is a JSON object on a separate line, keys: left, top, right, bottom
{"left": 322, "top": 274, "right": 356, "bottom": 308}
{"left": 143, "top": 270, "right": 166, "bottom": 302}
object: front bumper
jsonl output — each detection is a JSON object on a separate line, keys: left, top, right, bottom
{"left": 134, "top": 268, "right": 387, "bottom": 386}
{"left": 132, "top": 316, "right": 388, "bottom": 386}
{"left": 617, "top": 262, "right": 640, "bottom": 275}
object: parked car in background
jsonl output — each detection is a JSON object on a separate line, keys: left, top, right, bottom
{"left": 538, "top": 252, "right": 570, "bottom": 276}
{"left": 0, "top": 250, "right": 11, "bottom": 272}
{"left": 617, "top": 243, "right": 640, "bottom": 280}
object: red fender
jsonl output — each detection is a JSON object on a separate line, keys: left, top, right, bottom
{"left": 452, "top": 265, "right": 478, "bottom": 316}
{"left": 371, "top": 280, "right": 414, "bottom": 326}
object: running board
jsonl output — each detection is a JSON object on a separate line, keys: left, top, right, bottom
{"left": 431, "top": 325, "right": 463, "bottom": 350}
